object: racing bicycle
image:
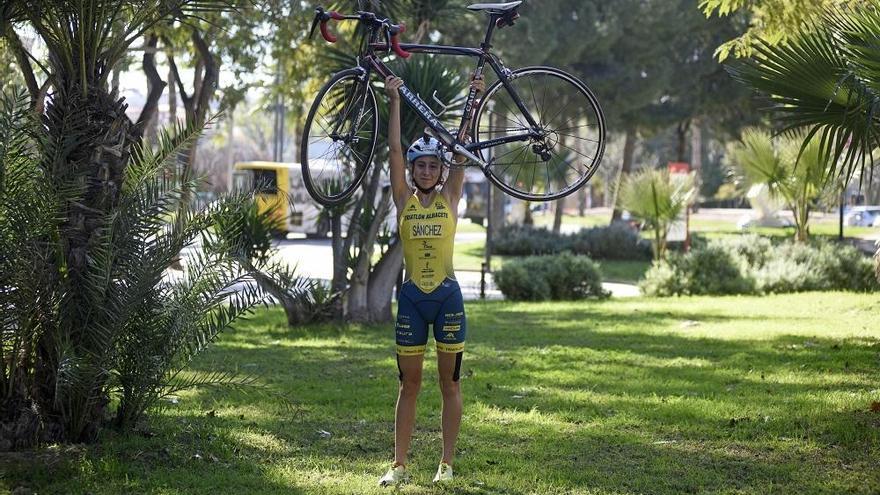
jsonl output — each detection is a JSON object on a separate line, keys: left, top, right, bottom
{"left": 301, "top": 1, "right": 606, "bottom": 206}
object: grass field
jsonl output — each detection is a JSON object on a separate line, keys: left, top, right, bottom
{"left": 5, "top": 293, "right": 879, "bottom": 494}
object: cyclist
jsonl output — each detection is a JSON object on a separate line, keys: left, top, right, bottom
{"left": 378, "top": 73, "right": 483, "bottom": 486}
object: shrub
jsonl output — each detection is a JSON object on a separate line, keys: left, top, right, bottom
{"left": 756, "top": 241, "right": 877, "bottom": 293}
{"left": 492, "top": 223, "right": 652, "bottom": 260}
{"left": 568, "top": 223, "right": 653, "bottom": 260}
{"left": 493, "top": 261, "right": 551, "bottom": 301}
{"left": 492, "top": 224, "right": 562, "bottom": 256}
{"left": 637, "top": 258, "right": 688, "bottom": 297}
{"left": 495, "top": 253, "right": 609, "bottom": 301}
{"left": 681, "top": 245, "right": 757, "bottom": 295}
{"left": 639, "top": 246, "right": 755, "bottom": 296}
{"left": 716, "top": 234, "right": 774, "bottom": 268}
{"left": 641, "top": 236, "right": 879, "bottom": 296}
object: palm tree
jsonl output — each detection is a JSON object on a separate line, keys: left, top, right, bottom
{"left": 618, "top": 168, "right": 695, "bottom": 260}
{"left": 0, "top": 1, "right": 264, "bottom": 448}
{"left": 727, "top": 0, "right": 880, "bottom": 275}
{"left": 729, "top": 128, "right": 838, "bottom": 241}
{"left": 727, "top": 1, "right": 880, "bottom": 190}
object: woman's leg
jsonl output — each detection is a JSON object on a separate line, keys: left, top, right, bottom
{"left": 395, "top": 353, "right": 424, "bottom": 466}
{"left": 436, "top": 350, "right": 463, "bottom": 465}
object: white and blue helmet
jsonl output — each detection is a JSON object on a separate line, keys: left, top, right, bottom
{"left": 406, "top": 136, "right": 446, "bottom": 164}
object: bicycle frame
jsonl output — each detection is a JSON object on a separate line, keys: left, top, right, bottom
{"left": 353, "top": 15, "right": 543, "bottom": 169}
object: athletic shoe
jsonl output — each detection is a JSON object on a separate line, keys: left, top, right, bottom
{"left": 378, "top": 463, "right": 408, "bottom": 487}
{"left": 432, "top": 462, "right": 453, "bottom": 483}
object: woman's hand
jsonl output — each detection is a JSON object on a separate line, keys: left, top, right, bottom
{"left": 470, "top": 73, "right": 485, "bottom": 94}
{"left": 385, "top": 75, "right": 403, "bottom": 101}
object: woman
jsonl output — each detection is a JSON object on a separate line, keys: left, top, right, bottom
{"left": 379, "top": 73, "right": 483, "bottom": 486}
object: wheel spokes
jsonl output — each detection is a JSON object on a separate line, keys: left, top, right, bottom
{"left": 477, "top": 70, "right": 604, "bottom": 200}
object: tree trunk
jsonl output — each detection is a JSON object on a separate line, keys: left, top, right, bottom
{"left": 552, "top": 196, "right": 565, "bottom": 234}
{"left": 578, "top": 186, "right": 587, "bottom": 216}
{"left": 489, "top": 180, "right": 506, "bottom": 238}
{"left": 793, "top": 203, "right": 810, "bottom": 242}
{"left": 610, "top": 126, "right": 636, "bottom": 223}
{"left": 42, "top": 81, "right": 136, "bottom": 444}
{"left": 168, "top": 66, "right": 177, "bottom": 126}
{"left": 366, "top": 241, "right": 404, "bottom": 322}
{"left": 2, "top": 29, "right": 39, "bottom": 105}
{"left": 347, "top": 188, "right": 393, "bottom": 321}
{"left": 675, "top": 120, "right": 690, "bottom": 163}
{"left": 330, "top": 213, "right": 345, "bottom": 292}
{"left": 690, "top": 118, "right": 702, "bottom": 212}
{"left": 137, "top": 35, "right": 165, "bottom": 143}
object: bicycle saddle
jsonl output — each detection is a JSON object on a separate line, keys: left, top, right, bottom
{"left": 466, "top": 2, "right": 521, "bottom": 13}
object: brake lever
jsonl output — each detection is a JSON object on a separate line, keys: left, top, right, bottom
{"left": 309, "top": 17, "right": 321, "bottom": 40}
{"left": 383, "top": 24, "right": 392, "bottom": 52}
{"left": 309, "top": 7, "right": 325, "bottom": 40}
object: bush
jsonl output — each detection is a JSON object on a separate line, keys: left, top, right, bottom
{"left": 568, "top": 223, "right": 653, "bottom": 260}
{"left": 715, "top": 234, "right": 773, "bottom": 268}
{"left": 641, "top": 236, "right": 879, "bottom": 296}
{"left": 492, "top": 224, "right": 652, "bottom": 260}
{"left": 492, "top": 224, "right": 562, "bottom": 256}
{"left": 494, "top": 253, "right": 609, "bottom": 301}
{"left": 756, "top": 241, "right": 877, "bottom": 293}
{"left": 639, "top": 246, "right": 756, "bottom": 296}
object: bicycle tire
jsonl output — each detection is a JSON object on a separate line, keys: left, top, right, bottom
{"left": 472, "top": 66, "right": 606, "bottom": 202}
{"left": 301, "top": 69, "right": 378, "bottom": 206}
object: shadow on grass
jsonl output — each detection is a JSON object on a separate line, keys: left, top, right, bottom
{"left": 6, "top": 301, "right": 879, "bottom": 494}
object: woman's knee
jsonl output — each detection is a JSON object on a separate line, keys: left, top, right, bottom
{"left": 399, "top": 372, "right": 422, "bottom": 397}
{"left": 438, "top": 375, "right": 460, "bottom": 397}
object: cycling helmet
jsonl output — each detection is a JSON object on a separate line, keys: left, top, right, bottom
{"left": 406, "top": 136, "right": 445, "bottom": 164}
{"left": 406, "top": 136, "right": 450, "bottom": 193}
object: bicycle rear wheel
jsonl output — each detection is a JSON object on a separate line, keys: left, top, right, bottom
{"left": 473, "top": 66, "right": 605, "bottom": 202}
{"left": 301, "top": 69, "right": 378, "bottom": 206}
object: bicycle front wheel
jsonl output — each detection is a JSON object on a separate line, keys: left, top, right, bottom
{"left": 301, "top": 69, "right": 378, "bottom": 206}
{"left": 473, "top": 66, "right": 606, "bottom": 202}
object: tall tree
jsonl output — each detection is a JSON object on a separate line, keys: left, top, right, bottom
{"left": 700, "top": 0, "right": 854, "bottom": 59}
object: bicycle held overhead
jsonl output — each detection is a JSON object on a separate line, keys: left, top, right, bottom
{"left": 301, "top": 1, "right": 606, "bottom": 206}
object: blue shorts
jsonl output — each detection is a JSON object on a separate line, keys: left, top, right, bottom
{"left": 395, "top": 278, "right": 466, "bottom": 355}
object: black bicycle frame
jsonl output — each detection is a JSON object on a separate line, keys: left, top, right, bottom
{"left": 357, "top": 17, "right": 542, "bottom": 166}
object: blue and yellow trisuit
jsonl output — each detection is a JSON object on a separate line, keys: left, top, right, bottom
{"left": 395, "top": 191, "right": 466, "bottom": 368}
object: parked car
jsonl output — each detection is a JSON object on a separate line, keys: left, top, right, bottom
{"left": 843, "top": 205, "right": 880, "bottom": 227}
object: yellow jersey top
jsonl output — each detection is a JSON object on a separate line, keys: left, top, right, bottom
{"left": 399, "top": 192, "right": 457, "bottom": 293}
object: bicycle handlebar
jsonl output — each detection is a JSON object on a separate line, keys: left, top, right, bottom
{"left": 389, "top": 24, "right": 411, "bottom": 59}
{"left": 311, "top": 7, "right": 411, "bottom": 58}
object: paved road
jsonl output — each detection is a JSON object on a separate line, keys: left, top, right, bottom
{"left": 178, "top": 232, "right": 641, "bottom": 301}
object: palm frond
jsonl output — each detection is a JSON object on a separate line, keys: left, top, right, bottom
{"left": 727, "top": 2, "right": 880, "bottom": 183}
{"left": 158, "top": 369, "right": 257, "bottom": 399}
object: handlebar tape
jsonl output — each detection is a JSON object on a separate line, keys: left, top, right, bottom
{"left": 390, "top": 23, "right": 411, "bottom": 58}
{"left": 320, "top": 11, "right": 345, "bottom": 43}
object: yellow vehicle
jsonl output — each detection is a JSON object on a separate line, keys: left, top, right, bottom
{"left": 232, "top": 161, "right": 327, "bottom": 237}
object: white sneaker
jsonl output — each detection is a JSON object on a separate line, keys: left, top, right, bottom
{"left": 378, "top": 463, "right": 408, "bottom": 487}
{"left": 432, "top": 462, "right": 453, "bottom": 483}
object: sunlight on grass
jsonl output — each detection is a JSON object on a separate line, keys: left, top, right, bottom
{"left": 7, "top": 292, "right": 880, "bottom": 494}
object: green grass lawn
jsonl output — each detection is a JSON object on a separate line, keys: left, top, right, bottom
{"left": 5, "top": 293, "right": 879, "bottom": 494}
{"left": 689, "top": 217, "right": 878, "bottom": 239}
